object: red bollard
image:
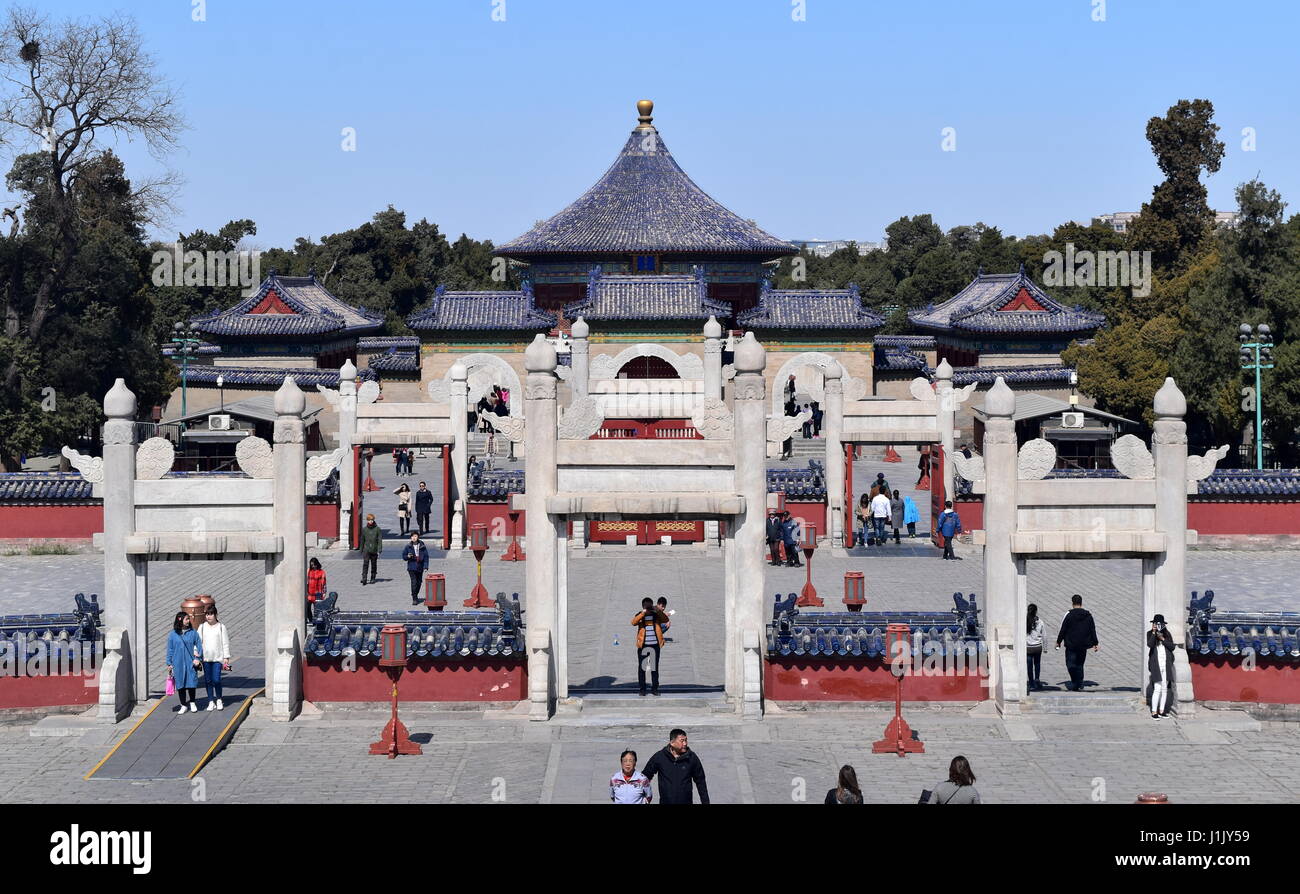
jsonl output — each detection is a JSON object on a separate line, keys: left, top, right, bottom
{"left": 464, "top": 523, "right": 494, "bottom": 608}
{"left": 796, "top": 524, "right": 823, "bottom": 607}
{"left": 500, "top": 493, "right": 526, "bottom": 561}
{"left": 872, "top": 623, "right": 925, "bottom": 756}
{"left": 883, "top": 445, "right": 902, "bottom": 462}
{"left": 424, "top": 573, "right": 446, "bottom": 611}
{"left": 369, "top": 624, "right": 422, "bottom": 758}
{"left": 843, "top": 571, "right": 866, "bottom": 612}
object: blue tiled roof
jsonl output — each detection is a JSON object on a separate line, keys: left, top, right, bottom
{"left": 162, "top": 342, "right": 221, "bottom": 357}
{"left": 496, "top": 113, "right": 796, "bottom": 258}
{"left": 909, "top": 271, "right": 1106, "bottom": 335}
{"left": 468, "top": 463, "right": 524, "bottom": 502}
{"left": 737, "top": 283, "right": 884, "bottom": 330}
{"left": 767, "top": 592, "right": 985, "bottom": 657}
{"left": 367, "top": 349, "right": 419, "bottom": 374}
{"left": 951, "top": 364, "right": 1075, "bottom": 386}
{"left": 563, "top": 266, "right": 732, "bottom": 322}
{"left": 874, "top": 335, "right": 936, "bottom": 349}
{"left": 0, "top": 594, "right": 102, "bottom": 645}
{"left": 1196, "top": 469, "right": 1300, "bottom": 497}
{"left": 357, "top": 336, "right": 420, "bottom": 351}
{"left": 768, "top": 461, "right": 826, "bottom": 501}
{"left": 875, "top": 346, "right": 928, "bottom": 370}
{"left": 305, "top": 594, "right": 524, "bottom": 660}
{"left": 191, "top": 273, "right": 383, "bottom": 339}
{"left": 0, "top": 473, "right": 94, "bottom": 502}
{"left": 1186, "top": 590, "right": 1300, "bottom": 660}
{"left": 407, "top": 284, "right": 556, "bottom": 332}
{"left": 177, "top": 364, "right": 376, "bottom": 387}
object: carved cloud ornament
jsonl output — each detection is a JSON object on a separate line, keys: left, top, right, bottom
{"left": 767, "top": 410, "right": 811, "bottom": 444}
{"left": 306, "top": 446, "right": 348, "bottom": 483}
{"left": 557, "top": 396, "right": 604, "bottom": 440}
{"left": 843, "top": 376, "right": 868, "bottom": 402}
{"left": 950, "top": 449, "right": 985, "bottom": 483}
{"left": 135, "top": 437, "right": 176, "bottom": 480}
{"left": 908, "top": 377, "right": 935, "bottom": 402}
{"left": 61, "top": 447, "right": 104, "bottom": 483}
{"left": 691, "top": 397, "right": 734, "bottom": 440}
{"left": 482, "top": 413, "right": 526, "bottom": 444}
{"left": 1186, "top": 445, "right": 1230, "bottom": 482}
{"left": 1110, "top": 434, "right": 1155, "bottom": 479}
{"left": 1017, "top": 438, "right": 1056, "bottom": 480}
{"left": 236, "top": 436, "right": 275, "bottom": 479}
{"left": 357, "top": 380, "right": 381, "bottom": 405}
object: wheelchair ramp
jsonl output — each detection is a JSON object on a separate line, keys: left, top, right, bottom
{"left": 86, "top": 658, "right": 263, "bottom": 780}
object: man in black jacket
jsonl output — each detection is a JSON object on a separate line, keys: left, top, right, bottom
{"left": 642, "top": 728, "right": 709, "bottom": 804}
{"left": 1055, "top": 594, "right": 1100, "bottom": 691}
{"left": 766, "top": 512, "right": 784, "bottom": 566}
{"left": 414, "top": 480, "right": 434, "bottom": 535}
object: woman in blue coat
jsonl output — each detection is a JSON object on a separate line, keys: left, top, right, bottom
{"left": 902, "top": 495, "right": 921, "bottom": 538}
{"left": 166, "top": 611, "right": 203, "bottom": 713}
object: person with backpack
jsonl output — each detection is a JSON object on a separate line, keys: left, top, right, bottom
{"left": 925, "top": 756, "right": 980, "bottom": 804}
{"left": 936, "top": 500, "right": 962, "bottom": 560}
{"left": 824, "top": 765, "right": 863, "bottom": 804}
{"left": 631, "top": 597, "right": 669, "bottom": 697}
{"left": 401, "top": 532, "right": 430, "bottom": 606}
{"left": 1055, "top": 594, "right": 1100, "bottom": 691}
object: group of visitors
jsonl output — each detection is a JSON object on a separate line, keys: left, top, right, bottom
{"left": 855, "top": 473, "right": 921, "bottom": 547}
{"left": 165, "top": 606, "right": 231, "bottom": 714}
{"left": 476, "top": 385, "right": 514, "bottom": 462}
{"left": 765, "top": 510, "right": 805, "bottom": 567}
{"left": 609, "top": 728, "right": 709, "bottom": 804}
{"left": 392, "top": 481, "right": 434, "bottom": 536}
{"left": 391, "top": 447, "right": 417, "bottom": 476}
{"left": 825, "top": 756, "right": 981, "bottom": 804}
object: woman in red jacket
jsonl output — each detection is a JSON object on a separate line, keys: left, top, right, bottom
{"left": 307, "top": 557, "right": 327, "bottom": 623}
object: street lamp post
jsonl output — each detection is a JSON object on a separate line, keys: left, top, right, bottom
{"left": 1239, "top": 323, "right": 1275, "bottom": 470}
{"left": 169, "top": 322, "right": 203, "bottom": 418}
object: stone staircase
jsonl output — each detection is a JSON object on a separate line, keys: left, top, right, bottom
{"left": 557, "top": 689, "right": 736, "bottom": 723}
{"left": 1019, "top": 692, "right": 1144, "bottom": 715}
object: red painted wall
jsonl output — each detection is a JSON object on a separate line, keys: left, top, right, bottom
{"left": 764, "top": 659, "right": 987, "bottom": 701}
{"left": 953, "top": 498, "right": 983, "bottom": 531}
{"left": 466, "top": 502, "right": 530, "bottom": 543}
{"left": 1188, "top": 502, "right": 1300, "bottom": 535}
{"left": 304, "top": 656, "right": 526, "bottom": 701}
{"left": 0, "top": 674, "right": 98, "bottom": 709}
{"left": 0, "top": 504, "right": 101, "bottom": 540}
{"left": 306, "top": 501, "right": 339, "bottom": 539}
{"left": 1188, "top": 656, "right": 1300, "bottom": 704}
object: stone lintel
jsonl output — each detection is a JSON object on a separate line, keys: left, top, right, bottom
{"left": 545, "top": 492, "right": 744, "bottom": 516}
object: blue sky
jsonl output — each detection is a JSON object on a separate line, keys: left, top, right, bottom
{"left": 30, "top": 0, "right": 1300, "bottom": 250}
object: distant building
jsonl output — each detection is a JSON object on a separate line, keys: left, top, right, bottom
{"left": 790, "top": 239, "right": 887, "bottom": 257}
{"left": 1095, "top": 211, "right": 1239, "bottom": 233}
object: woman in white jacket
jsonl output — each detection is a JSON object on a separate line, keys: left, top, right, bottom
{"left": 198, "top": 605, "right": 232, "bottom": 710}
{"left": 1026, "top": 603, "right": 1045, "bottom": 691}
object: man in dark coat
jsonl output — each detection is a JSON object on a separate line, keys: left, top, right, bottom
{"left": 359, "top": 513, "right": 382, "bottom": 585}
{"left": 1055, "top": 594, "right": 1100, "bottom": 691}
{"left": 766, "top": 512, "right": 784, "bottom": 566}
{"left": 401, "top": 532, "right": 429, "bottom": 605}
{"left": 780, "top": 511, "right": 802, "bottom": 567}
{"left": 642, "top": 728, "right": 709, "bottom": 804}
{"left": 414, "top": 480, "right": 434, "bottom": 535}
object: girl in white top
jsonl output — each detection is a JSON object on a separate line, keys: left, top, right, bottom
{"left": 198, "top": 605, "right": 232, "bottom": 711}
{"left": 1026, "top": 603, "right": 1045, "bottom": 691}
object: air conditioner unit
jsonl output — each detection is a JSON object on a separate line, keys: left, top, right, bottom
{"left": 208, "top": 414, "right": 232, "bottom": 431}
{"left": 1061, "top": 412, "right": 1085, "bottom": 429}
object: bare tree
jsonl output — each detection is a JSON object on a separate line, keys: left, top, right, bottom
{"left": 0, "top": 6, "right": 184, "bottom": 392}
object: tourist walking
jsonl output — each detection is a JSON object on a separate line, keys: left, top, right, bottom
{"left": 856, "top": 493, "right": 871, "bottom": 546}
{"left": 766, "top": 511, "right": 784, "bottom": 565}
{"left": 869, "top": 488, "right": 891, "bottom": 547}
{"left": 1148, "top": 613, "right": 1175, "bottom": 718}
{"left": 781, "top": 511, "right": 802, "bottom": 567}
{"left": 414, "top": 481, "right": 433, "bottom": 535}
{"left": 307, "top": 556, "right": 327, "bottom": 623}
{"left": 402, "top": 532, "right": 429, "bottom": 605}
{"left": 810, "top": 400, "right": 823, "bottom": 438}
{"left": 642, "top": 728, "right": 709, "bottom": 804}
{"left": 902, "top": 494, "right": 920, "bottom": 538}
{"left": 359, "top": 513, "right": 381, "bottom": 585}
{"left": 632, "top": 597, "right": 669, "bottom": 696}
{"left": 610, "top": 750, "right": 653, "bottom": 803}
{"left": 889, "top": 489, "right": 905, "bottom": 545}
{"left": 824, "top": 765, "right": 863, "bottom": 804}
{"left": 166, "top": 611, "right": 203, "bottom": 714}
{"left": 198, "top": 605, "right": 232, "bottom": 711}
{"left": 1026, "top": 603, "right": 1045, "bottom": 690}
{"left": 871, "top": 472, "right": 890, "bottom": 498}
{"left": 925, "top": 756, "right": 980, "bottom": 804}
{"left": 936, "top": 500, "right": 962, "bottom": 560}
{"left": 1055, "top": 594, "right": 1100, "bottom": 691}
{"left": 394, "top": 483, "right": 411, "bottom": 534}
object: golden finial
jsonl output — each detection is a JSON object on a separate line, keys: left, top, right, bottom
{"left": 636, "top": 99, "right": 654, "bottom": 129}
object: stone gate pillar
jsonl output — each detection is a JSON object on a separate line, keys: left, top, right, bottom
{"left": 981, "top": 377, "right": 1021, "bottom": 712}
{"left": 703, "top": 315, "right": 723, "bottom": 402}
{"left": 270, "top": 377, "right": 306, "bottom": 720}
{"left": 936, "top": 358, "right": 956, "bottom": 503}
{"left": 337, "top": 360, "right": 358, "bottom": 545}
{"left": 1152, "top": 377, "right": 1195, "bottom": 710}
{"left": 823, "top": 361, "right": 844, "bottom": 548}
{"left": 569, "top": 317, "right": 589, "bottom": 401}
{"left": 100, "top": 379, "right": 140, "bottom": 719}
{"left": 448, "top": 362, "right": 469, "bottom": 551}
{"left": 523, "top": 335, "right": 559, "bottom": 720}
{"left": 731, "top": 332, "right": 768, "bottom": 718}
